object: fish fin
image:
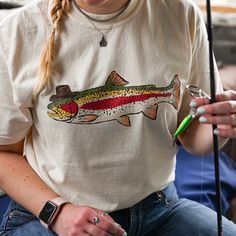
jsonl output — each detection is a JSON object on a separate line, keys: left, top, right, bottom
{"left": 117, "top": 115, "right": 131, "bottom": 126}
{"left": 142, "top": 104, "right": 158, "bottom": 120}
{"left": 105, "top": 71, "right": 129, "bottom": 87}
{"left": 168, "top": 74, "right": 181, "bottom": 110}
{"left": 78, "top": 114, "right": 98, "bottom": 122}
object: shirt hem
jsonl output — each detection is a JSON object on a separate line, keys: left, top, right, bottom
{"left": 0, "top": 134, "right": 26, "bottom": 145}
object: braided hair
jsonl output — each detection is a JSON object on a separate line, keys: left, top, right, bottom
{"left": 34, "top": 0, "right": 71, "bottom": 97}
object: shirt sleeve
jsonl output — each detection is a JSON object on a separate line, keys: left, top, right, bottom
{"left": 0, "top": 38, "right": 33, "bottom": 145}
{"left": 178, "top": 2, "right": 223, "bottom": 122}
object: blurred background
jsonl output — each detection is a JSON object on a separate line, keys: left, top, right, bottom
{"left": 196, "top": 0, "right": 236, "bottom": 66}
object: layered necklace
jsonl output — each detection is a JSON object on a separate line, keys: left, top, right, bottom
{"left": 72, "top": 0, "right": 131, "bottom": 47}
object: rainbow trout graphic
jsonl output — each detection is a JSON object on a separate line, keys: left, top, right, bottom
{"left": 47, "top": 71, "right": 180, "bottom": 126}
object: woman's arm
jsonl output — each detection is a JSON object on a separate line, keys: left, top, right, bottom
{"left": 177, "top": 90, "right": 236, "bottom": 155}
{"left": 0, "top": 140, "right": 59, "bottom": 216}
{"left": 177, "top": 118, "right": 218, "bottom": 156}
{"left": 0, "top": 140, "right": 126, "bottom": 236}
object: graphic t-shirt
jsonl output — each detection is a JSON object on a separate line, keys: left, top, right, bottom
{"left": 0, "top": 0, "right": 222, "bottom": 211}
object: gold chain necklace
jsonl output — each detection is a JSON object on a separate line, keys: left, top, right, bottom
{"left": 72, "top": 0, "right": 131, "bottom": 47}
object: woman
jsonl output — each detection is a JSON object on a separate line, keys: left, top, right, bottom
{"left": 0, "top": 0, "right": 236, "bottom": 235}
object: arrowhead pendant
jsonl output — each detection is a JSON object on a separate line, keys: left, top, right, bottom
{"left": 100, "top": 36, "right": 107, "bottom": 47}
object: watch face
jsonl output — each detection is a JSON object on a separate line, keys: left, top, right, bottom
{"left": 39, "top": 201, "right": 58, "bottom": 224}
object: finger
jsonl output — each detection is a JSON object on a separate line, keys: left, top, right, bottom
{"left": 85, "top": 223, "right": 113, "bottom": 236}
{"left": 191, "top": 90, "right": 236, "bottom": 107}
{"left": 82, "top": 232, "right": 92, "bottom": 236}
{"left": 194, "top": 90, "right": 236, "bottom": 115}
{"left": 89, "top": 215, "right": 127, "bottom": 236}
{"left": 196, "top": 101, "right": 236, "bottom": 115}
{"left": 93, "top": 210, "right": 115, "bottom": 224}
{"left": 214, "top": 127, "right": 236, "bottom": 138}
{"left": 68, "top": 228, "right": 90, "bottom": 236}
{"left": 199, "top": 114, "right": 236, "bottom": 126}
{"left": 98, "top": 213, "right": 125, "bottom": 235}
{"left": 216, "top": 90, "right": 236, "bottom": 102}
{"left": 190, "top": 97, "right": 210, "bottom": 108}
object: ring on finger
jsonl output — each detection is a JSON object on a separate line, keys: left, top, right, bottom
{"left": 101, "top": 212, "right": 109, "bottom": 217}
{"left": 93, "top": 216, "right": 100, "bottom": 224}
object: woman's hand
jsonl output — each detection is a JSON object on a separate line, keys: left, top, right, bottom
{"left": 52, "top": 203, "right": 127, "bottom": 236}
{"left": 190, "top": 90, "right": 236, "bottom": 138}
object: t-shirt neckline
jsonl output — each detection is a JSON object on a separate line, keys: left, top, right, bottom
{"left": 68, "top": 0, "right": 142, "bottom": 30}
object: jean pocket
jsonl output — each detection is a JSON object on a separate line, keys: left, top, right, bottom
{"left": 0, "top": 202, "right": 36, "bottom": 234}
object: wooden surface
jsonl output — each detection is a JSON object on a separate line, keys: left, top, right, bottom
{"left": 199, "top": 5, "right": 236, "bottom": 13}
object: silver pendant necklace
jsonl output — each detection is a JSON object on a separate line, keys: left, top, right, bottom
{"left": 84, "top": 19, "right": 114, "bottom": 47}
{"left": 72, "top": 0, "right": 131, "bottom": 47}
{"left": 100, "top": 36, "right": 107, "bottom": 47}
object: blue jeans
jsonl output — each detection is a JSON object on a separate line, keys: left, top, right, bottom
{"left": 0, "top": 195, "right": 11, "bottom": 223}
{"left": 1, "top": 183, "right": 236, "bottom": 236}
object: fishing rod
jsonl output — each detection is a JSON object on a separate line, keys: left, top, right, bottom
{"left": 206, "top": 0, "right": 223, "bottom": 235}
{"left": 172, "top": 2, "right": 223, "bottom": 233}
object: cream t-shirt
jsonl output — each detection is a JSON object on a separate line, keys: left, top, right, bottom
{"left": 0, "top": 0, "right": 222, "bottom": 211}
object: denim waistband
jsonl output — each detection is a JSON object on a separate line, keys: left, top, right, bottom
{"left": 110, "top": 182, "right": 176, "bottom": 215}
{"left": 138, "top": 182, "right": 176, "bottom": 206}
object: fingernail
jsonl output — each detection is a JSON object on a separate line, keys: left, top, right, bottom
{"left": 114, "top": 222, "right": 122, "bottom": 227}
{"left": 197, "top": 107, "right": 205, "bottom": 114}
{"left": 214, "top": 129, "right": 219, "bottom": 135}
{"left": 199, "top": 116, "right": 208, "bottom": 123}
{"left": 122, "top": 232, "right": 127, "bottom": 236}
{"left": 190, "top": 101, "right": 197, "bottom": 108}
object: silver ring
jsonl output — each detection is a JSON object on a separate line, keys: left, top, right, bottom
{"left": 101, "top": 212, "right": 109, "bottom": 216}
{"left": 93, "top": 216, "right": 100, "bottom": 224}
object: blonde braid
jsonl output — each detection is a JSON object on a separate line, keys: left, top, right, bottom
{"left": 33, "top": 0, "right": 71, "bottom": 98}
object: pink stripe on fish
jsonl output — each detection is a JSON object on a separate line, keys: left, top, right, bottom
{"left": 61, "top": 102, "right": 78, "bottom": 113}
{"left": 81, "top": 93, "right": 172, "bottom": 110}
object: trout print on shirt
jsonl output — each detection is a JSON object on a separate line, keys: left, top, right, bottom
{"left": 47, "top": 71, "right": 180, "bottom": 126}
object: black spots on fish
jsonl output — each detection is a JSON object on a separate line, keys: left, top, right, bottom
{"left": 126, "top": 89, "right": 134, "bottom": 95}
{"left": 103, "top": 92, "right": 110, "bottom": 97}
{"left": 106, "top": 110, "right": 112, "bottom": 116}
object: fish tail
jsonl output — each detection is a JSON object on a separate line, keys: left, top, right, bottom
{"left": 168, "top": 74, "right": 181, "bottom": 110}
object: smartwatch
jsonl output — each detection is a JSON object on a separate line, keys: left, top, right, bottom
{"left": 39, "top": 197, "right": 68, "bottom": 229}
